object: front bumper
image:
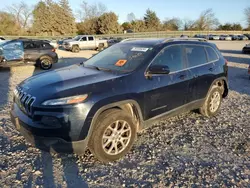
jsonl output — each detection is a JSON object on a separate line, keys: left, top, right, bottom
{"left": 63, "top": 45, "right": 72, "bottom": 50}
{"left": 10, "top": 103, "right": 89, "bottom": 154}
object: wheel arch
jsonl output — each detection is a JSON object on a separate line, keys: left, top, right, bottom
{"left": 207, "top": 77, "right": 228, "bottom": 98}
{"left": 84, "top": 99, "right": 144, "bottom": 145}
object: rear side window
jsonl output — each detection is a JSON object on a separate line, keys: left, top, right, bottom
{"left": 88, "top": 37, "right": 94, "bottom": 41}
{"left": 205, "top": 46, "right": 219, "bottom": 62}
{"left": 151, "top": 45, "right": 184, "bottom": 72}
{"left": 40, "top": 43, "right": 53, "bottom": 49}
{"left": 185, "top": 45, "right": 207, "bottom": 68}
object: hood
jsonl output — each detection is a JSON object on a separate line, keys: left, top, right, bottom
{"left": 64, "top": 39, "right": 77, "bottom": 43}
{"left": 20, "top": 65, "right": 123, "bottom": 103}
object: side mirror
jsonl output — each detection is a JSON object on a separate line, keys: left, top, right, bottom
{"left": 146, "top": 65, "right": 170, "bottom": 75}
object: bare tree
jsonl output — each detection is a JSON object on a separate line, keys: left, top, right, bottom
{"left": 127, "top": 13, "right": 136, "bottom": 22}
{"left": 183, "top": 19, "right": 196, "bottom": 30}
{"left": 77, "top": 1, "right": 107, "bottom": 21}
{"left": 245, "top": 7, "right": 250, "bottom": 28}
{"left": 7, "top": 1, "right": 32, "bottom": 30}
{"left": 195, "top": 9, "right": 219, "bottom": 30}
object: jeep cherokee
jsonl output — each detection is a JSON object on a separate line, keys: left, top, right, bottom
{"left": 10, "top": 38, "right": 228, "bottom": 162}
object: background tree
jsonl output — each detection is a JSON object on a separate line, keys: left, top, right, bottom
{"left": 217, "top": 23, "right": 242, "bottom": 31}
{"left": 78, "top": 1, "right": 107, "bottom": 21}
{"left": 76, "top": 17, "right": 98, "bottom": 34}
{"left": 0, "top": 12, "right": 20, "bottom": 35}
{"left": 195, "top": 9, "right": 219, "bottom": 30}
{"left": 97, "top": 12, "right": 121, "bottom": 34}
{"left": 121, "top": 22, "right": 132, "bottom": 30}
{"left": 163, "top": 17, "right": 182, "bottom": 31}
{"left": 57, "top": 0, "right": 76, "bottom": 35}
{"left": 131, "top": 20, "right": 146, "bottom": 32}
{"left": 143, "top": 9, "right": 161, "bottom": 31}
{"left": 182, "top": 19, "right": 196, "bottom": 30}
{"left": 244, "top": 7, "right": 250, "bottom": 29}
{"left": 32, "top": 1, "right": 53, "bottom": 35}
{"left": 7, "top": 1, "right": 32, "bottom": 33}
{"left": 127, "top": 13, "right": 136, "bottom": 22}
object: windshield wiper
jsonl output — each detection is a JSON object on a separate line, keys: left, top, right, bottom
{"left": 83, "top": 65, "right": 101, "bottom": 71}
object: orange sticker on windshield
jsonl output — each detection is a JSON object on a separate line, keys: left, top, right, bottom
{"left": 115, "top": 59, "right": 127, "bottom": 67}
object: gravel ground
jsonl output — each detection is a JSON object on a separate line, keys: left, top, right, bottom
{"left": 0, "top": 41, "right": 250, "bottom": 187}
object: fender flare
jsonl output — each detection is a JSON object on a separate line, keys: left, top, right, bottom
{"left": 83, "top": 99, "right": 144, "bottom": 144}
{"left": 206, "top": 77, "right": 228, "bottom": 98}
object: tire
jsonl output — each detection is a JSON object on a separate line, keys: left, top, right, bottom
{"left": 88, "top": 109, "right": 137, "bottom": 163}
{"left": 72, "top": 45, "right": 80, "bottom": 53}
{"left": 199, "top": 86, "right": 223, "bottom": 117}
{"left": 39, "top": 56, "right": 53, "bottom": 70}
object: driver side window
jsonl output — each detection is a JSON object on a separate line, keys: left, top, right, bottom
{"left": 151, "top": 45, "right": 185, "bottom": 73}
{"left": 81, "top": 37, "right": 87, "bottom": 41}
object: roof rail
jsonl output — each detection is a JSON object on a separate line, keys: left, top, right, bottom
{"left": 120, "top": 38, "right": 156, "bottom": 43}
{"left": 165, "top": 38, "right": 207, "bottom": 42}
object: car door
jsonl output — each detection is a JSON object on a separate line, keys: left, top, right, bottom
{"left": 1, "top": 41, "right": 24, "bottom": 66}
{"left": 184, "top": 45, "right": 218, "bottom": 102}
{"left": 23, "top": 41, "right": 41, "bottom": 63}
{"left": 144, "top": 44, "right": 192, "bottom": 119}
{"left": 79, "top": 36, "right": 87, "bottom": 49}
{"left": 87, "top": 36, "right": 96, "bottom": 50}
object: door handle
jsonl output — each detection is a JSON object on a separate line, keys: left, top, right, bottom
{"left": 178, "top": 74, "right": 186, "bottom": 80}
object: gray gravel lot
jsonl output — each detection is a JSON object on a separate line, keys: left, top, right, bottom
{"left": 0, "top": 41, "right": 250, "bottom": 187}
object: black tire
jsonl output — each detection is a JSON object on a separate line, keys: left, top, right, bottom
{"left": 88, "top": 109, "right": 137, "bottom": 163}
{"left": 72, "top": 45, "right": 80, "bottom": 53}
{"left": 199, "top": 86, "right": 223, "bottom": 117}
{"left": 39, "top": 56, "right": 53, "bottom": 70}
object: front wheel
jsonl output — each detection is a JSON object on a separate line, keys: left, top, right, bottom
{"left": 88, "top": 109, "right": 137, "bottom": 163}
{"left": 199, "top": 86, "right": 222, "bottom": 117}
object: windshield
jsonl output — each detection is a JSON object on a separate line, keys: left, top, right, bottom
{"left": 73, "top": 36, "right": 82, "bottom": 41}
{"left": 84, "top": 43, "right": 154, "bottom": 72}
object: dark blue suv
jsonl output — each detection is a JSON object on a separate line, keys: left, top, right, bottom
{"left": 10, "top": 38, "right": 228, "bottom": 162}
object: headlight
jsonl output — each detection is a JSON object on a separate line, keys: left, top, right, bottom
{"left": 42, "top": 94, "right": 88, "bottom": 106}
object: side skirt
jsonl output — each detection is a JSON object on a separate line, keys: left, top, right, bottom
{"left": 142, "top": 99, "right": 205, "bottom": 129}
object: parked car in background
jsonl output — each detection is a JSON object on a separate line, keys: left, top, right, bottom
{"left": 194, "top": 34, "right": 207, "bottom": 39}
{"left": 0, "top": 39, "right": 58, "bottom": 70}
{"left": 10, "top": 38, "right": 228, "bottom": 162}
{"left": 58, "top": 37, "right": 73, "bottom": 46}
{"left": 0, "top": 37, "right": 6, "bottom": 44}
{"left": 49, "top": 39, "right": 59, "bottom": 49}
{"left": 242, "top": 43, "right": 250, "bottom": 54}
{"left": 229, "top": 35, "right": 238, "bottom": 40}
{"left": 237, "top": 35, "right": 248, "bottom": 40}
{"left": 208, "top": 35, "right": 220, "bottom": 40}
{"left": 220, "top": 35, "right": 232, "bottom": 41}
{"left": 180, "top": 35, "right": 189, "bottom": 38}
{"left": 63, "top": 35, "right": 108, "bottom": 52}
{"left": 243, "top": 34, "right": 250, "bottom": 40}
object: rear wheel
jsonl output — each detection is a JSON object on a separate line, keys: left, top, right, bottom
{"left": 199, "top": 86, "right": 222, "bottom": 117}
{"left": 88, "top": 109, "right": 137, "bottom": 163}
{"left": 39, "top": 56, "right": 53, "bottom": 70}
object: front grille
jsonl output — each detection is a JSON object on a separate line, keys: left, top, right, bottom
{"left": 14, "top": 86, "right": 36, "bottom": 115}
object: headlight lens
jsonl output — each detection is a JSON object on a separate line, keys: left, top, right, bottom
{"left": 42, "top": 94, "right": 88, "bottom": 106}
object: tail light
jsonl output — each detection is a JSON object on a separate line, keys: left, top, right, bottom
{"left": 224, "top": 58, "right": 228, "bottom": 65}
{"left": 52, "top": 48, "right": 56, "bottom": 52}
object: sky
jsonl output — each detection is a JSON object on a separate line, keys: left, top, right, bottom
{"left": 1, "top": 0, "right": 249, "bottom": 27}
